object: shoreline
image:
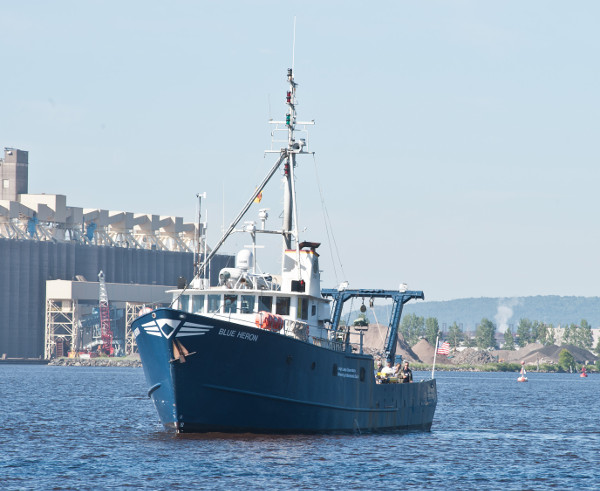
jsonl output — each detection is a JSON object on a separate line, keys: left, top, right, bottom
{"left": 0, "top": 358, "right": 49, "bottom": 365}
{"left": 48, "top": 356, "right": 142, "bottom": 368}
{"left": 2, "top": 357, "right": 593, "bottom": 374}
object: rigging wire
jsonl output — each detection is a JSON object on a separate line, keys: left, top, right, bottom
{"left": 370, "top": 302, "right": 387, "bottom": 347}
{"left": 312, "top": 154, "right": 346, "bottom": 285}
{"left": 345, "top": 297, "right": 355, "bottom": 329}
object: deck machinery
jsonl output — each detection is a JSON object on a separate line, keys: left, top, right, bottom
{"left": 321, "top": 288, "right": 425, "bottom": 364}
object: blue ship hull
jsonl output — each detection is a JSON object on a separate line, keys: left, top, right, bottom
{"left": 133, "top": 308, "right": 437, "bottom": 434}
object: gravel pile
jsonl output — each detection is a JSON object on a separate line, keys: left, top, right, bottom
{"left": 521, "top": 344, "right": 597, "bottom": 365}
{"left": 412, "top": 339, "right": 436, "bottom": 364}
{"left": 451, "top": 348, "right": 497, "bottom": 365}
{"left": 361, "top": 324, "right": 420, "bottom": 362}
{"left": 495, "top": 343, "right": 544, "bottom": 362}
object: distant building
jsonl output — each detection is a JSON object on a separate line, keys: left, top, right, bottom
{"left": 0, "top": 148, "right": 28, "bottom": 201}
{"left": 0, "top": 147, "right": 232, "bottom": 358}
{"left": 551, "top": 326, "right": 600, "bottom": 349}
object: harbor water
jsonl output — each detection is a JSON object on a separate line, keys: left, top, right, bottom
{"left": 1, "top": 365, "right": 599, "bottom": 490}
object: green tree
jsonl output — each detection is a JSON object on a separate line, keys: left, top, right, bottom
{"left": 546, "top": 325, "right": 556, "bottom": 346}
{"left": 531, "top": 321, "right": 541, "bottom": 343}
{"left": 537, "top": 322, "right": 548, "bottom": 345}
{"left": 414, "top": 315, "right": 425, "bottom": 344}
{"left": 594, "top": 337, "right": 600, "bottom": 357}
{"left": 577, "top": 319, "right": 593, "bottom": 349}
{"left": 424, "top": 317, "right": 440, "bottom": 345}
{"left": 447, "top": 322, "right": 463, "bottom": 349}
{"left": 558, "top": 349, "right": 576, "bottom": 372}
{"left": 562, "top": 323, "right": 576, "bottom": 345}
{"left": 476, "top": 318, "right": 497, "bottom": 349}
{"left": 503, "top": 328, "right": 515, "bottom": 350}
{"left": 399, "top": 314, "right": 413, "bottom": 343}
{"left": 516, "top": 318, "right": 532, "bottom": 347}
{"left": 400, "top": 313, "right": 425, "bottom": 346}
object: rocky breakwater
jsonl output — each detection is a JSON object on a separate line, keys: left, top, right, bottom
{"left": 49, "top": 355, "right": 142, "bottom": 368}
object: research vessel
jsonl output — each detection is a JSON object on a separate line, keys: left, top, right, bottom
{"left": 132, "top": 67, "right": 437, "bottom": 433}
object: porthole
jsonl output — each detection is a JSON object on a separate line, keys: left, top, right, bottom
{"left": 332, "top": 364, "right": 338, "bottom": 376}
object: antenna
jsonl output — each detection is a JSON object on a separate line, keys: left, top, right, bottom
{"left": 194, "top": 192, "right": 206, "bottom": 278}
{"left": 292, "top": 16, "right": 297, "bottom": 72}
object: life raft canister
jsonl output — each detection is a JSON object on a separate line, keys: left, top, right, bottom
{"left": 255, "top": 311, "right": 284, "bottom": 332}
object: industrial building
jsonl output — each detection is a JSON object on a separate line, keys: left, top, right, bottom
{"left": 0, "top": 147, "right": 232, "bottom": 359}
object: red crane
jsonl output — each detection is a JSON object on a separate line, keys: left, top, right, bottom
{"left": 98, "top": 270, "right": 114, "bottom": 356}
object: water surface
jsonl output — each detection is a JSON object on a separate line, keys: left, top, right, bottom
{"left": 1, "top": 366, "right": 598, "bottom": 489}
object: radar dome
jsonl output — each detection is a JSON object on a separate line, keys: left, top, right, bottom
{"left": 236, "top": 249, "right": 253, "bottom": 270}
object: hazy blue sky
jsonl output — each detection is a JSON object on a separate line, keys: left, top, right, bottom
{"left": 2, "top": 1, "right": 598, "bottom": 301}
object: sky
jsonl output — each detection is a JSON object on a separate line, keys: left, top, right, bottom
{"left": 1, "top": 1, "right": 599, "bottom": 301}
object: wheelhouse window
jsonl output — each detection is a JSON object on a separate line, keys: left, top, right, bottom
{"left": 258, "top": 296, "right": 273, "bottom": 313}
{"left": 241, "top": 295, "right": 255, "bottom": 314}
{"left": 180, "top": 295, "right": 190, "bottom": 313}
{"left": 224, "top": 294, "right": 237, "bottom": 313}
{"left": 276, "top": 296, "right": 291, "bottom": 316}
{"left": 297, "top": 297, "right": 309, "bottom": 320}
{"left": 192, "top": 295, "right": 205, "bottom": 314}
{"left": 208, "top": 295, "right": 221, "bottom": 313}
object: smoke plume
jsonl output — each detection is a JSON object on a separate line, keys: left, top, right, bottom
{"left": 494, "top": 298, "right": 521, "bottom": 333}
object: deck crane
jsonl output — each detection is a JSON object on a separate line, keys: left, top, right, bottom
{"left": 322, "top": 288, "right": 424, "bottom": 364}
{"left": 98, "top": 270, "right": 114, "bottom": 356}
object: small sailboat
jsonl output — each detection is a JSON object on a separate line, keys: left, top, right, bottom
{"left": 580, "top": 366, "right": 588, "bottom": 378}
{"left": 517, "top": 362, "right": 528, "bottom": 382}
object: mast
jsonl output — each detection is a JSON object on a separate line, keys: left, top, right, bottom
{"left": 194, "top": 193, "right": 202, "bottom": 278}
{"left": 194, "top": 192, "right": 206, "bottom": 280}
{"left": 282, "top": 68, "right": 296, "bottom": 250}
{"left": 192, "top": 68, "right": 314, "bottom": 283}
{"left": 279, "top": 66, "right": 318, "bottom": 282}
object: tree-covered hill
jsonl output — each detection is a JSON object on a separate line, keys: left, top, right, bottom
{"left": 398, "top": 296, "right": 600, "bottom": 332}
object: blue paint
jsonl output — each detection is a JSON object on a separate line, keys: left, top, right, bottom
{"left": 133, "top": 308, "right": 437, "bottom": 434}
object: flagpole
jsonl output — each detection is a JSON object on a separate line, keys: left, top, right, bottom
{"left": 431, "top": 335, "right": 439, "bottom": 380}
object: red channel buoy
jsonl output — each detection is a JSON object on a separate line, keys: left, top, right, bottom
{"left": 517, "top": 361, "right": 528, "bottom": 382}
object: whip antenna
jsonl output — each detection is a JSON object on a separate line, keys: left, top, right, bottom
{"left": 292, "top": 16, "right": 296, "bottom": 71}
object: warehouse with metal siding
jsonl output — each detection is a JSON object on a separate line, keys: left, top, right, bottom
{"left": 0, "top": 147, "right": 235, "bottom": 358}
{"left": 0, "top": 238, "right": 232, "bottom": 358}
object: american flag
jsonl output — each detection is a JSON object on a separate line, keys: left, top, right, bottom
{"left": 437, "top": 341, "right": 450, "bottom": 355}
